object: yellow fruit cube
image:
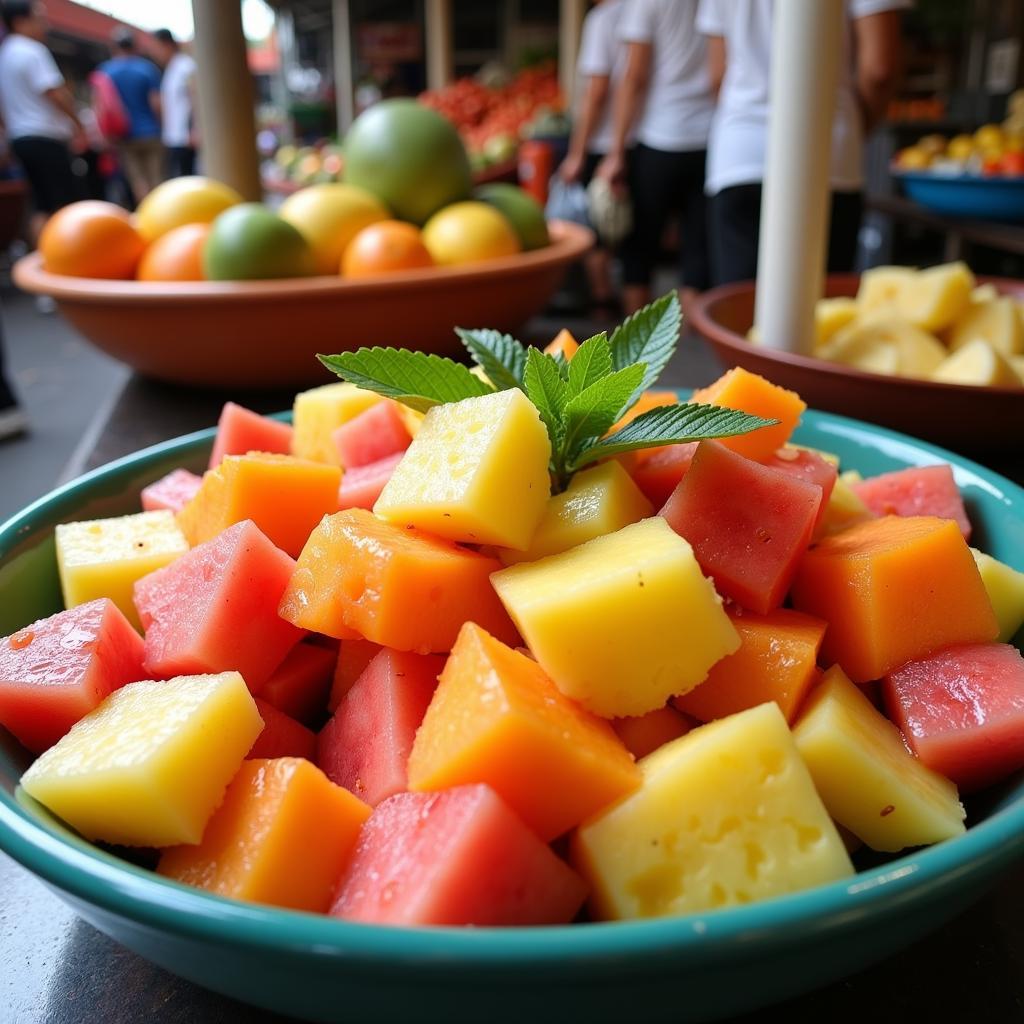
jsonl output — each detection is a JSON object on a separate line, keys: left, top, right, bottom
{"left": 970, "top": 283, "right": 999, "bottom": 303}
{"left": 20, "top": 672, "right": 262, "bottom": 847}
{"left": 496, "top": 461, "right": 653, "bottom": 565}
{"left": 971, "top": 549, "right": 1024, "bottom": 642}
{"left": 572, "top": 702, "right": 853, "bottom": 919}
{"left": 931, "top": 338, "right": 1022, "bottom": 387}
{"left": 291, "top": 382, "right": 381, "bottom": 464}
{"left": 492, "top": 518, "right": 739, "bottom": 718}
{"left": 1012, "top": 355, "right": 1024, "bottom": 382}
{"left": 895, "top": 261, "right": 973, "bottom": 331}
{"left": 793, "top": 666, "right": 965, "bottom": 852}
{"left": 856, "top": 266, "right": 915, "bottom": 317}
{"left": 375, "top": 389, "right": 551, "bottom": 550}
{"left": 821, "top": 319, "right": 946, "bottom": 379}
{"left": 815, "top": 471, "right": 874, "bottom": 539}
{"left": 813, "top": 297, "right": 858, "bottom": 347}
{"left": 56, "top": 510, "right": 188, "bottom": 630}
{"left": 949, "top": 296, "right": 1023, "bottom": 356}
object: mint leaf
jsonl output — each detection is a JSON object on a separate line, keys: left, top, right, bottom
{"left": 566, "top": 333, "right": 612, "bottom": 396}
{"left": 522, "top": 347, "right": 566, "bottom": 443}
{"left": 455, "top": 328, "right": 527, "bottom": 391}
{"left": 609, "top": 291, "right": 681, "bottom": 396}
{"left": 562, "top": 363, "right": 646, "bottom": 462}
{"left": 318, "top": 348, "right": 493, "bottom": 413}
{"left": 571, "top": 402, "right": 777, "bottom": 470}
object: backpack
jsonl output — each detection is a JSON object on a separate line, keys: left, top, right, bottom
{"left": 89, "top": 69, "right": 129, "bottom": 142}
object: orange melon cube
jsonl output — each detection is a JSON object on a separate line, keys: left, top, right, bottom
{"left": 177, "top": 453, "right": 341, "bottom": 559}
{"left": 609, "top": 389, "right": 679, "bottom": 435}
{"left": 407, "top": 622, "right": 640, "bottom": 840}
{"left": 674, "top": 608, "right": 827, "bottom": 723}
{"left": 158, "top": 757, "right": 370, "bottom": 912}
{"left": 691, "top": 368, "right": 805, "bottom": 460}
{"left": 791, "top": 516, "right": 998, "bottom": 683}
{"left": 543, "top": 328, "right": 578, "bottom": 360}
{"left": 611, "top": 705, "right": 693, "bottom": 760}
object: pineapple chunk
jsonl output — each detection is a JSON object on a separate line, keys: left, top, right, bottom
{"left": 375, "top": 388, "right": 551, "bottom": 550}
{"left": 291, "top": 382, "right": 381, "bottom": 464}
{"left": 56, "top": 510, "right": 188, "bottom": 630}
{"left": 948, "top": 296, "right": 1024, "bottom": 356}
{"left": 20, "top": 672, "right": 263, "bottom": 846}
{"left": 491, "top": 518, "right": 739, "bottom": 718}
{"left": 572, "top": 702, "right": 853, "bottom": 919}
{"left": 793, "top": 666, "right": 965, "bottom": 852}
{"left": 814, "top": 297, "right": 859, "bottom": 348}
{"left": 815, "top": 471, "right": 874, "bottom": 539}
{"left": 820, "top": 319, "right": 946, "bottom": 378}
{"left": 970, "top": 283, "right": 999, "bottom": 303}
{"left": 971, "top": 548, "right": 1024, "bottom": 642}
{"left": 1012, "top": 355, "right": 1024, "bottom": 382}
{"left": 856, "top": 266, "right": 915, "bottom": 317}
{"left": 895, "top": 261, "right": 973, "bottom": 331}
{"left": 496, "top": 461, "right": 653, "bottom": 565}
{"left": 931, "top": 338, "right": 1022, "bottom": 387}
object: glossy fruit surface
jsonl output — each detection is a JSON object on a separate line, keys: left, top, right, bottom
{"left": 39, "top": 201, "right": 144, "bottom": 279}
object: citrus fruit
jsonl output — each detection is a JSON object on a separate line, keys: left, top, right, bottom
{"left": 341, "top": 221, "right": 433, "bottom": 277}
{"left": 946, "top": 134, "right": 975, "bottom": 161}
{"left": 973, "top": 124, "right": 1004, "bottom": 151}
{"left": 203, "top": 204, "right": 316, "bottom": 281}
{"left": 343, "top": 99, "right": 472, "bottom": 225}
{"left": 39, "top": 200, "right": 145, "bottom": 279}
{"left": 279, "top": 183, "right": 389, "bottom": 274}
{"left": 136, "top": 222, "right": 211, "bottom": 281}
{"left": 474, "top": 183, "right": 549, "bottom": 250}
{"left": 136, "top": 177, "right": 243, "bottom": 243}
{"left": 422, "top": 202, "right": 521, "bottom": 266}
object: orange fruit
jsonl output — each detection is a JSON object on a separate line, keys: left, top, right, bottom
{"left": 341, "top": 220, "right": 434, "bottom": 277}
{"left": 39, "top": 201, "right": 145, "bottom": 279}
{"left": 137, "top": 222, "right": 211, "bottom": 281}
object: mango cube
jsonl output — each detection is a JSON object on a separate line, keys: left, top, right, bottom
{"left": 793, "top": 666, "right": 965, "bottom": 852}
{"left": 856, "top": 265, "right": 915, "bottom": 317}
{"left": 496, "top": 461, "right": 653, "bottom": 565}
{"left": 813, "top": 297, "right": 858, "bottom": 347}
{"left": 971, "top": 549, "right": 1024, "bottom": 642}
{"left": 949, "top": 295, "right": 1023, "bottom": 356}
{"left": 895, "top": 261, "right": 973, "bottom": 331}
{"left": 292, "top": 382, "right": 382, "bottom": 464}
{"left": 21, "top": 672, "right": 262, "bottom": 846}
{"left": 492, "top": 517, "right": 739, "bottom": 718}
{"left": 572, "top": 702, "right": 853, "bottom": 919}
{"left": 56, "top": 510, "right": 188, "bottom": 630}
{"left": 375, "top": 389, "right": 551, "bottom": 550}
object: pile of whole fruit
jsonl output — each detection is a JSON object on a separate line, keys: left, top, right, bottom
{"left": 37, "top": 101, "right": 550, "bottom": 282}
{"left": 266, "top": 141, "right": 345, "bottom": 189}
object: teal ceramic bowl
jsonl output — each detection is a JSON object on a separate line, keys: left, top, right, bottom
{"left": 1, "top": 405, "right": 1023, "bottom": 1023}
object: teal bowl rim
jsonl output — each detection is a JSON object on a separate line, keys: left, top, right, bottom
{"left": 1, "top": 404, "right": 1023, "bottom": 969}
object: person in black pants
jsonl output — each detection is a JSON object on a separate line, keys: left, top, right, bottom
{"left": 0, "top": 313, "right": 26, "bottom": 441}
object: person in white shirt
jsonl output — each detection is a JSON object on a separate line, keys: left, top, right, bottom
{"left": 696, "top": 0, "right": 908, "bottom": 285}
{"left": 597, "top": 0, "right": 714, "bottom": 315}
{"left": 151, "top": 28, "right": 196, "bottom": 179}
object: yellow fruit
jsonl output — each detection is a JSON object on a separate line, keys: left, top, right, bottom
{"left": 948, "top": 296, "right": 1023, "bottom": 356}
{"left": 422, "top": 201, "right": 521, "bottom": 266}
{"left": 895, "top": 262, "right": 973, "bottom": 331}
{"left": 793, "top": 666, "right": 966, "bottom": 852}
{"left": 946, "top": 134, "right": 975, "bottom": 161}
{"left": 917, "top": 133, "right": 947, "bottom": 156}
{"left": 813, "top": 297, "right": 859, "bottom": 348}
{"left": 1012, "top": 354, "right": 1024, "bottom": 381}
{"left": 971, "top": 283, "right": 999, "bottom": 303}
{"left": 974, "top": 123, "right": 1004, "bottom": 151}
{"left": 931, "top": 338, "right": 1023, "bottom": 387}
{"left": 895, "top": 146, "right": 931, "bottom": 170}
{"left": 815, "top": 471, "right": 874, "bottom": 539}
{"left": 970, "top": 549, "right": 1024, "bottom": 642}
{"left": 135, "top": 176, "right": 243, "bottom": 243}
{"left": 856, "top": 266, "right": 915, "bottom": 317}
{"left": 572, "top": 702, "right": 853, "bottom": 919}
{"left": 819, "top": 318, "right": 946, "bottom": 379}
{"left": 291, "top": 382, "right": 382, "bottom": 464}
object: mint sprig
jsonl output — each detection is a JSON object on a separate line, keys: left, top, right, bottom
{"left": 319, "top": 291, "right": 777, "bottom": 491}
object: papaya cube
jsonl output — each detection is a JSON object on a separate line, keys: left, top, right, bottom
{"left": 328, "top": 638, "right": 382, "bottom": 711}
{"left": 793, "top": 666, "right": 965, "bottom": 852}
{"left": 496, "top": 461, "right": 653, "bottom": 565}
{"left": 208, "top": 402, "right": 293, "bottom": 469}
{"left": 0, "top": 599, "right": 145, "bottom": 753}
{"left": 611, "top": 705, "right": 693, "bottom": 760}
{"left": 571, "top": 703, "right": 854, "bottom": 920}
{"left": 971, "top": 549, "right": 1024, "bottom": 643}
{"left": 259, "top": 642, "right": 335, "bottom": 724}
{"left": 674, "top": 608, "right": 826, "bottom": 724}
{"left": 177, "top": 453, "right": 341, "bottom": 559}
{"left": 690, "top": 367, "right": 805, "bottom": 460}
{"left": 318, "top": 648, "right": 443, "bottom": 806}
{"left": 279, "top": 509, "right": 518, "bottom": 653}
{"left": 791, "top": 516, "right": 998, "bottom": 683}
{"left": 56, "top": 510, "right": 188, "bottom": 631}
{"left": 249, "top": 699, "right": 316, "bottom": 760}
{"left": 20, "top": 672, "right": 262, "bottom": 846}
{"left": 661, "top": 442, "right": 823, "bottom": 614}
{"left": 331, "top": 785, "right": 588, "bottom": 926}
{"left": 159, "top": 758, "right": 369, "bottom": 911}
{"left": 291, "top": 382, "right": 382, "bottom": 465}
{"left": 609, "top": 389, "right": 679, "bottom": 436}
{"left": 134, "top": 520, "right": 305, "bottom": 693}
{"left": 141, "top": 469, "right": 202, "bottom": 514}
{"left": 333, "top": 400, "right": 411, "bottom": 469}
{"left": 337, "top": 452, "right": 404, "bottom": 511}
{"left": 544, "top": 328, "right": 578, "bottom": 360}
{"left": 374, "top": 389, "right": 551, "bottom": 550}
{"left": 492, "top": 518, "right": 739, "bottom": 718}
{"left": 408, "top": 623, "right": 640, "bottom": 840}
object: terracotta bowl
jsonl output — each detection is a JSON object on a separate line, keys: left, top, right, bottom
{"left": 691, "top": 274, "right": 1024, "bottom": 454}
{"left": 12, "top": 220, "right": 593, "bottom": 390}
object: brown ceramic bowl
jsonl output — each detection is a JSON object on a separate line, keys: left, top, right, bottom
{"left": 12, "top": 220, "right": 593, "bottom": 390}
{"left": 691, "top": 274, "right": 1024, "bottom": 454}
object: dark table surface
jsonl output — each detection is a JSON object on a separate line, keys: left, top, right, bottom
{"left": 3, "top": 318, "right": 1023, "bottom": 1024}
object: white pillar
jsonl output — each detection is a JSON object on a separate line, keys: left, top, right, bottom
{"left": 559, "top": 0, "right": 586, "bottom": 105}
{"left": 753, "top": 0, "right": 844, "bottom": 354}
{"left": 425, "top": 0, "right": 454, "bottom": 91}
{"left": 333, "top": 0, "right": 355, "bottom": 133}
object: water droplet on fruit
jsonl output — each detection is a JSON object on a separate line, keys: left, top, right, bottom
{"left": 9, "top": 630, "right": 33, "bottom": 650}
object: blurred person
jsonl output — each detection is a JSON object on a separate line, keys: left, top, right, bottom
{"left": 597, "top": 0, "right": 714, "bottom": 315}
{"left": 151, "top": 28, "right": 195, "bottom": 179}
{"left": 698, "top": 0, "right": 908, "bottom": 286}
{"left": 99, "top": 28, "right": 162, "bottom": 201}
{"left": 557, "top": 0, "right": 630, "bottom": 316}
{"left": 0, "top": 313, "right": 25, "bottom": 440}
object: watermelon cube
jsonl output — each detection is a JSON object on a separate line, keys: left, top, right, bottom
{"left": 317, "top": 648, "right": 443, "bottom": 806}
{"left": 853, "top": 465, "right": 971, "bottom": 540}
{"left": 0, "top": 599, "right": 146, "bottom": 753}
{"left": 141, "top": 469, "right": 202, "bottom": 514}
{"left": 884, "top": 643, "right": 1024, "bottom": 792}
{"left": 624, "top": 443, "right": 698, "bottom": 508}
{"left": 209, "top": 402, "right": 293, "bottom": 469}
{"left": 330, "top": 785, "right": 588, "bottom": 926}
{"left": 660, "top": 441, "right": 823, "bottom": 614}
{"left": 762, "top": 448, "right": 838, "bottom": 528}
{"left": 328, "top": 638, "right": 383, "bottom": 710}
{"left": 337, "top": 452, "right": 405, "bottom": 511}
{"left": 259, "top": 642, "right": 335, "bottom": 724}
{"left": 134, "top": 519, "right": 305, "bottom": 693}
{"left": 249, "top": 699, "right": 316, "bottom": 760}
{"left": 332, "top": 401, "right": 411, "bottom": 468}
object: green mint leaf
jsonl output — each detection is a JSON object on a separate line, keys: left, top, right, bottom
{"left": 571, "top": 402, "right": 777, "bottom": 470}
{"left": 318, "top": 348, "right": 493, "bottom": 413}
{"left": 561, "top": 363, "right": 646, "bottom": 462}
{"left": 609, "top": 291, "right": 681, "bottom": 396}
{"left": 455, "top": 328, "right": 528, "bottom": 391}
{"left": 566, "top": 333, "right": 612, "bottom": 396}
{"left": 522, "top": 347, "right": 567, "bottom": 444}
